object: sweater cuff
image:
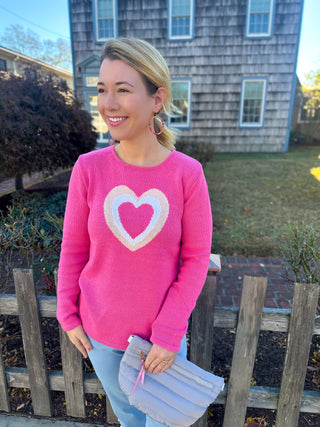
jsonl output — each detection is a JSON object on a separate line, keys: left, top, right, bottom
{"left": 150, "top": 326, "right": 187, "bottom": 353}
{"left": 57, "top": 314, "right": 82, "bottom": 332}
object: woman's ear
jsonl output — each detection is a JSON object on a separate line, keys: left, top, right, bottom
{"left": 153, "top": 87, "right": 167, "bottom": 113}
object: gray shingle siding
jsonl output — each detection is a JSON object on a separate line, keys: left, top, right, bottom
{"left": 69, "top": 0, "right": 303, "bottom": 152}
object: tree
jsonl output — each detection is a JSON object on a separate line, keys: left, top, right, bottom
{"left": 0, "top": 68, "right": 97, "bottom": 190}
{"left": 302, "top": 69, "right": 320, "bottom": 112}
{"left": 0, "top": 24, "right": 71, "bottom": 70}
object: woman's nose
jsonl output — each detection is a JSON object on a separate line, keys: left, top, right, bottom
{"left": 103, "top": 92, "right": 118, "bottom": 110}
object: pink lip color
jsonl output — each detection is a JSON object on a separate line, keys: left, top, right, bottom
{"left": 108, "top": 117, "right": 127, "bottom": 127}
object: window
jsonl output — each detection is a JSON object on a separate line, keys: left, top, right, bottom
{"left": 239, "top": 78, "right": 267, "bottom": 128}
{"left": 169, "top": 79, "right": 191, "bottom": 128}
{"left": 0, "top": 59, "right": 7, "bottom": 71}
{"left": 168, "top": 0, "right": 194, "bottom": 40}
{"left": 94, "top": 0, "right": 117, "bottom": 42}
{"left": 89, "top": 95, "right": 109, "bottom": 144}
{"left": 86, "top": 76, "right": 99, "bottom": 87}
{"left": 300, "top": 99, "right": 320, "bottom": 122}
{"left": 246, "top": 0, "right": 275, "bottom": 38}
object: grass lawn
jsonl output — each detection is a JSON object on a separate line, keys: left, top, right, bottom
{"left": 205, "top": 146, "right": 320, "bottom": 257}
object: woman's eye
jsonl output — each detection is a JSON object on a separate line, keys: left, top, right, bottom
{"left": 118, "top": 88, "right": 129, "bottom": 93}
{"left": 97, "top": 87, "right": 105, "bottom": 94}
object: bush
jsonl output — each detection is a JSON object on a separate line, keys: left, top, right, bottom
{"left": 0, "top": 68, "right": 97, "bottom": 190}
{"left": 10, "top": 191, "right": 66, "bottom": 233}
{"left": 282, "top": 223, "right": 320, "bottom": 284}
{"left": 175, "top": 140, "right": 215, "bottom": 168}
{"left": 0, "top": 191, "right": 66, "bottom": 293}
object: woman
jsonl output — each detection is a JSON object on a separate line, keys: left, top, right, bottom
{"left": 57, "top": 38, "right": 212, "bottom": 426}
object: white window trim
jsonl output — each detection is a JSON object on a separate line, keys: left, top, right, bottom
{"left": 246, "top": 0, "right": 275, "bottom": 38}
{"left": 169, "top": 79, "right": 192, "bottom": 129}
{"left": 239, "top": 77, "right": 268, "bottom": 128}
{"left": 94, "top": 0, "right": 117, "bottom": 42}
{"left": 168, "top": 0, "right": 194, "bottom": 40}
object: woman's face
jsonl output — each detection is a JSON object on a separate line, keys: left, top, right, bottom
{"left": 97, "top": 59, "right": 163, "bottom": 143}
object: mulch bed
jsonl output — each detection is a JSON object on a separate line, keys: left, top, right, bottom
{"left": 1, "top": 173, "right": 320, "bottom": 426}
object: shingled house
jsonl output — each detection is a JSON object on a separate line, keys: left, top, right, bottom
{"left": 68, "top": 0, "right": 304, "bottom": 152}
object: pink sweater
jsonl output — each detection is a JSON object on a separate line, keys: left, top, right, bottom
{"left": 56, "top": 146, "right": 212, "bottom": 352}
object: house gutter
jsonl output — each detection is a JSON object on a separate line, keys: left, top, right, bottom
{"left": 284, "top": 0, "right": 305, "bottom": 152}
{"left": 68, "top": 0, "right": 77, "bottom": 97}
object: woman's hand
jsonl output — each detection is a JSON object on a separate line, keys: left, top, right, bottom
{"left": 144, "top": 343, "right": 177, "bottom": 374}
{"left": 66, "top": 324, "right": 92, "bottom": 358}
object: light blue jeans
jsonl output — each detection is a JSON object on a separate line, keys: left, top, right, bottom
{"left": 88, "top": 335, "right": 187, "bottom": 427}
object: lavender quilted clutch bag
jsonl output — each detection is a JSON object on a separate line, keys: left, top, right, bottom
{"left": 119, "top": 336, "right": 224, "bottom": 427}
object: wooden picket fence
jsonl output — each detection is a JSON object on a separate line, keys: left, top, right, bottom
{"left": 0, "top": 254, "right": 320, "bottom": 426}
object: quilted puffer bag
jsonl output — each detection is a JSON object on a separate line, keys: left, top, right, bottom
{"left": 118, "top": 335, "right": 224, "bottom": 427}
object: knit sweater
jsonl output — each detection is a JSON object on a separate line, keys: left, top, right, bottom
{"left": 56, "top": 146, "right": 212, "bottom": 352}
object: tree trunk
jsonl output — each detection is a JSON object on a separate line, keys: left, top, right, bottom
{"left": 15, "top": 174, "right": 24, "bottom": 191}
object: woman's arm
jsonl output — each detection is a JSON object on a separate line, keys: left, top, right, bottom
{"left": 150, "top": 166, "right": 213, "bottom": 353}
{"left": 56, "top": 159, "right": 90, "bottom": 332}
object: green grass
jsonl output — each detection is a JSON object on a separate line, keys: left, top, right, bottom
{"left": 204, "top": 146, "right": 320, "bottom": 257}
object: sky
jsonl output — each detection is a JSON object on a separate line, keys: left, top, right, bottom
{"left": 0, "top": 0, "right": 319, "bottom": 84}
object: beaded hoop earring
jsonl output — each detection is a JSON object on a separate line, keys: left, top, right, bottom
{"left": 149, "top": 114, "right": 165, "bottom": 136}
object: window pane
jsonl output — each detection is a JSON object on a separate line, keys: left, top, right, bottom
{"left": 243, "top": 100, "right": 261, "bottom": 123}
{"left": 244, "top": 81, "right": 264, "bottom": 99}
{"left": 98, "top": 18, "right": 114, "bottom": 38}
{"left": 249, "top": 12, "right": 270, "bottom": 33}
{"left": 171, "top": 82, "right": 189, "bottom": 125}
{"left": 86, "top": 76, "right": 99, "bottom": 87}
{"left": 172, "top": 17, "right": 190, "bottom": 36}
{"left": 251, "top": 0, "right": 271, "bottom": 13}
{"left": 249, "top": 0, "right": 271, "bottom": 34}
{"left": 89, "top": 95, "right": 109, "bottom": 138}
{"left": 172, "top": 0, "right": 191, "bottom": 16}
{"left": 0, "top": 59, "right": 6, "bottom": 71}
{"left": 98, "top": 0, "right": 113, "bottom": 18}
{"left": 97, "top": 0, "right": 114, "bottom": 39}
{"left": 170, "top": 0, "right": 192, "bottom": 37}
{"left": 262, "top": 14, "right": 269, "bottom": 32}
{"left": 242, "top": 81, "right": 265, "bottom": 124}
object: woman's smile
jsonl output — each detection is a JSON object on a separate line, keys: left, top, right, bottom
{"left": 107, "top": 116, "right": 128, "bottom": 127}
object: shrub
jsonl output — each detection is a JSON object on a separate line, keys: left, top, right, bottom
{"left": 175, "top": 140, "right": 215, "bottom": 168}
{"left": 0, "top": 68, "right": 97, "bottom": 190}
{"left": 282, "top": 223, "right": 320, "bottom": 284}
{"left": 0, "top": 191, "right": 66, "bottom": 293}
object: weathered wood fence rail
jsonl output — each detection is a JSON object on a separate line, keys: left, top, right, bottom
{"left": 0, "top": 254, "right": 320, "bottom": 427}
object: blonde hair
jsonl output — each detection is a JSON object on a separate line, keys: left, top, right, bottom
{"left": 102, "top": 38, "right": 175, "bottom": 150}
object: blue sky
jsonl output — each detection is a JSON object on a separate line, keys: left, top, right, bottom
{"left": 0, "top": 0, "right": 70, "bottom": 41}
{"left": 0, "top": 0, "right": 319, "bottom": 84}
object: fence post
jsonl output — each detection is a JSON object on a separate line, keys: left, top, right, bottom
{"left": 0, "top": 340, "right": 10, "bottom": 412}
{"left": 222, "top": 275, "right": 268, "bottom": 427}
{"left": 275, "top": 282, "right": 319, "bottom": 427}
{"left": 190, "top": 274, "right": 217, "bottom": 370}
{"left": 13, "top": 269, "right": 52, "bottom": 416}
{"left": 106, "top": 395, "right": 119, "bottom": 425}
{"left": 59, "top": 327, "right": 86, "bottom": 418}
{"left": 190, "top": 255, "right": 220, "bottom": 427}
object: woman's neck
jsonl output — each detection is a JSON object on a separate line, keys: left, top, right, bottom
{"left": 114, "top": 139, "right": 171, "bottom": 167}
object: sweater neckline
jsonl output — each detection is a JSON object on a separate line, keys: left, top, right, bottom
{"left": 111, "top": 145, "right": 176, "bottom": 170}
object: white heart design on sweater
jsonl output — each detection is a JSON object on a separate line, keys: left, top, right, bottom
{"left": 104, "top": 185, "right": 169, "bottom": 251}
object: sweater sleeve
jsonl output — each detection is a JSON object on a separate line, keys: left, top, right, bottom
{"left": 56, "top": 158, "right": 90, "bottom": 331}
{"left": 150, "top": 166, "right": 213, "bottom": 352}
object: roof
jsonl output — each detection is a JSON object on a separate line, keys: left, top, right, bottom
{"left": 0, "top": 45, "right": 72, "bottom": 80}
